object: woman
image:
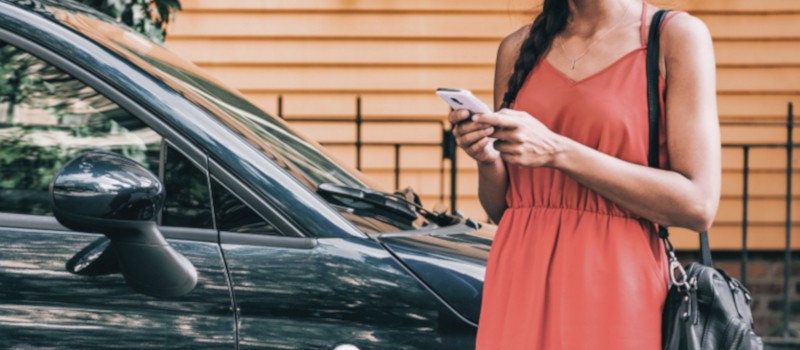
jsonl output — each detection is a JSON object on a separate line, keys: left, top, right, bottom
{"left": 448, "top": 0, "right": 720, "bottom": 348}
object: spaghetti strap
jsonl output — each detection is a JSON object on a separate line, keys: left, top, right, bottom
{"left": 659, "top": 11, "right": 682, "bottom": 33}
{"left": 642, "top": 7, "right": 684, "bottom": 47}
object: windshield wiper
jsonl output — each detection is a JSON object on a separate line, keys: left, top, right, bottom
{"left": 316, "top": 183, "right": 462, "bottom": 227}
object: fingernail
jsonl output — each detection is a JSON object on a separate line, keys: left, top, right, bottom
{"left": 460, "top": 110, "right": 468, "bottom": 117}
{"left": 471, "top": 114, "right": 478, "bottom": 122}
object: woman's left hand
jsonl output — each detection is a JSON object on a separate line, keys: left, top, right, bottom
{"left": 472, "top": 108, "right": 568, "bottom": 168}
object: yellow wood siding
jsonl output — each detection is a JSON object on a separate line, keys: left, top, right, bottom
{"left": 166, "top": 0, "right": 800, "bottom": 250}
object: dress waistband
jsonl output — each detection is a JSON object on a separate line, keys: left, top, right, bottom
{"left": 506, "top": 205, "right": 641, "bottom": 220}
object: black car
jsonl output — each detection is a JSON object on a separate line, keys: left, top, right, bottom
{"left": 0, "top": 0, "right": 494, "bottom": 348}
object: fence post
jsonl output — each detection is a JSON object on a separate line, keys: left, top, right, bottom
{"left": 442, "top": 123, "right": 458, "bottom": 214}
{"left": 784, "top": 102, "right": 794, "bottom": 338}
{"left": 356, "top": 96, "right": 362, "bottom": 171}
{"left": 394, "top": 144, "right": 401, "bottom": 190}
{"left": 450, "top": 144, "right": 458, "bottom": 214}
{"left": 436, "top": 120, "right": 447, "bottom": 204}
{"left": 742, "top": 146, "right": 749, "bottom": 287}
{"left": 277, "top": 95, "right": 283, "bottom": 119}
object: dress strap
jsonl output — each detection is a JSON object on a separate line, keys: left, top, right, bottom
{"left": 641, "top": 4, "right": 683, "bottom": 48}
{"left": 659, "top": 11, "right": 682, "bottom": 33}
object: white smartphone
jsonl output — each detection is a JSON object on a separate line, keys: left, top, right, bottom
{"left": 436, "top": 88, "right": 492, "bottom": 115}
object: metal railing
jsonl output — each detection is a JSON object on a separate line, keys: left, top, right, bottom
{"left": 728, "top": 102, "right": 795, "bottom": 337}
{"left": 278, "top": 95, "right": 796, "bottom": 337}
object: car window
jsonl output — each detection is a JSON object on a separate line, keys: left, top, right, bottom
{"left": 0, "top": 40, "right": 160, "bottom": 216}
{"left": 161, "top": 145, "right": 213, "bottom": 229}
{"left": 210, "top": 179, "right": 284, "bottom": 236}
{"left": 0, "top": 41, "right": 212, "bottom": 230}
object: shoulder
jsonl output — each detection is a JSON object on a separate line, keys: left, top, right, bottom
{"left": 660, "top": 11, "right": 713, "bottom": 59}
{"left": 492, "top": 24, "right": 530, "bottom": 107}
{"left": 496, "top": 24, "right": 531, "bottom": 63}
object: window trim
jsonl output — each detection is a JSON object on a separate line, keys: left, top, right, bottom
{"left": 220, "top": 231, "right": 316, "bottom": 249}
{"left": 0, "top": 212, "right": 218, "bottom": 243}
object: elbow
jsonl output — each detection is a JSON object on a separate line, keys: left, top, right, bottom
{"left": 684, "top": 197, "right": 717, "bottom": 232}
{"left": 662, "top": 196, "right": 717, "bottom": 232}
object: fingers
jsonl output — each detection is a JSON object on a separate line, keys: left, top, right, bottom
{"left": 472, "top": 112, "right": 518, "bottom": 128}
{"left": 466, "top": 137, "right": 493, "bottom": 155}
{"left": 448, "top": 109, "right": 471, "bottom": 125}
{"left": 455, "top": 120, "right": 493, "bottom": 137}
{"left": 490, "top": 128, "right": 522, "bottom": 142}
{"left": 493, "top": 140, "right": 522, "bottom": 155}
{"left": 500, "top": 152, "right": 521, "bottom": 164}
{"left": 456, "top": 126, "right": 494, "bottom": 147}
{"left": 498, "top": 108, "right": 527, "bottom": 116}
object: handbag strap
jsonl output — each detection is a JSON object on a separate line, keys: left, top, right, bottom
{"left": 645, "top": 9, "right": 713, "bottom": 267}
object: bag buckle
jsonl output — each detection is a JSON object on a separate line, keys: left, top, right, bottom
{"left": 669, "top": 259, "right": 688, "bottom": 288}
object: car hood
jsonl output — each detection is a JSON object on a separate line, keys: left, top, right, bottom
{"left": 376, "top": 222, "right": 495, "bottom": 324}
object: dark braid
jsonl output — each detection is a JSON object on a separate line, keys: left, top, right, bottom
{"left": 502, "top": 0, "right": 570, "bottom": 109}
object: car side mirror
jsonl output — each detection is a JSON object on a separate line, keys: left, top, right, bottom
{"left": 51, "top": 151, "right": 197, "bottom": 298}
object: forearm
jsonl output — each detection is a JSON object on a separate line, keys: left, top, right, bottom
{"left": 477, "top": 159, "right": 509, "bottom": 224}
{"left": 553, "top": 137, "right": 717, "bottom": 231}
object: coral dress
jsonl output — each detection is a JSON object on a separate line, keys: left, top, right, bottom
{"left": 475, "top": 5, "right": 681, "bottom": 350}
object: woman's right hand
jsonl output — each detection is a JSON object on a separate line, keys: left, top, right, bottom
{"left": 449, "top": 109, "right": 501, "bottom": 165}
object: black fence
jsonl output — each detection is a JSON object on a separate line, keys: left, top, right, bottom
{"left": 728, "top": 102, "right": 795, "bottom": 337}
{"left": 277, "top": 95, "right": 797, "bottom": 338}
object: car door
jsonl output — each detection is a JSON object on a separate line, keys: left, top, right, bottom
{"left": 0, "top": 39, "right": 235, "bottom": 348}
{"left": 210, "top": 167, "right": 478, "bottom": 349}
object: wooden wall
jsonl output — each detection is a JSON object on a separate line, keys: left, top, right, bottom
{"left": 166, "top": 0, "right": 800, "bottom": 250}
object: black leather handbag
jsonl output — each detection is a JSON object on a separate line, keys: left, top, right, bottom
{"left": 646, "top": 9, "right": 764, "bottom": 350}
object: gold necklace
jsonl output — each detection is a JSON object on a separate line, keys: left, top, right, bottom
{"left": 558, "top": 0, "right": 635, "bottom": 70}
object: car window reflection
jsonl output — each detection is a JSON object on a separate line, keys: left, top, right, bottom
{"left": 0, "top": 41, "right": 159, "bottom": 216}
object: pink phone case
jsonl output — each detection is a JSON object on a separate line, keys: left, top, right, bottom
{"left": 436, "top": 88, "right": 492, "bottom": 115}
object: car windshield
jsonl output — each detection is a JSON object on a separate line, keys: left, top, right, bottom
{"left": 38, "top": 2, "right": 374, "bottom": 189}
{"left": 43, "top": 3, "right": 433, "bottom": 232}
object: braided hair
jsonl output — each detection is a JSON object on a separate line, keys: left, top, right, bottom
{"left": 501, "top": 0, "right": 570, "bottom": 108}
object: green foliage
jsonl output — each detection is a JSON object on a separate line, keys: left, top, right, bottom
{"left": 77, "top": 0, "right": 182, "bottom": 42}
{"left": 0, "top": 44, "right": 158, "bottom": 216}
{"left": 0, "top": 126, "right": 64, "bottom": 190}
{"left": 1, "top": 44, "right": 48, "bottom": 122}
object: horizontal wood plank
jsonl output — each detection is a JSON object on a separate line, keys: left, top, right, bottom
{"left": 716, "top": 94, "right": 796, "bottom": 120}
{"left": 721, "top": 148, "right": 800, "bottom": 171}
{"left": 168, "top": 12, "right": 529, "bottom": 39}
{"left": 167, "top": 39, "right": 800, "bottom": 67}
{"left": 165, "top": 39, "right": 500, "bottom": 65}
{"left": 180, "top": 0, "right": 538, "bottom": 12}
{"left": 241, "top": 92, "right": 796, "bottom": 122}
{"left": 168, "top": 13, "right": 800, "bottom": 40}
{"left": 180, "top": 0, "right": 800, "bottom": 14}
{"left": 200, "top": 65, "right": 800, "bottom": 93}
{"left": 664, "top": 226, "right": 800, "bottom": 250}
{"left": 671, "top": 0, "right": 800, "bottom": 13}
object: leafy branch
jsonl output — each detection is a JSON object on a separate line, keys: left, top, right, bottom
{"left": 77, "top": 0, "right": 182, "bottom": 42}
